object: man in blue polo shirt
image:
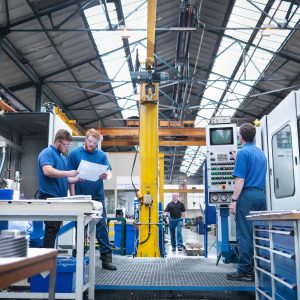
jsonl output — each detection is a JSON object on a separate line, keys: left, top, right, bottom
{"left": 227, "top": 123, "right": 267, "bottom": 282}
{"left": 38, "top": 129, "right": 79, "bottom": 248}
{"left": 68, "top": 128, "right": 116, "bottom": 271}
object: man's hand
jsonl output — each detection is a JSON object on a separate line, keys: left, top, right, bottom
{"left": 68, "top": 170, "right": 79, "bottom": 177}
{"left": 229, "top": 201, "right": 236, "bottom": 215}
{"left": 100, "top": 172, "right": 108, "bottom": 180}
{"left": 68, "top": 176, "right": 85, "bottom": 184}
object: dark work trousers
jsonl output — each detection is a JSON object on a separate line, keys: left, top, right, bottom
{"left": 96, "top": 199, "right": 112, "bottom": 255}
{"left": 236, "top": 187, "right": 266, "bottom": 274}
{"left": 39, "top": 194, "right": 62, "bottom": 248}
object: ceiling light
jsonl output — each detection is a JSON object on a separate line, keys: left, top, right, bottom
{"left": 261, "top": 24, "right": 276, "bottom": 37}
{"left": 119, "top": 25, "right": 130, "bottom": 39}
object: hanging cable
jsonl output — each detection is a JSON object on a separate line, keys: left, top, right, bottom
{"left": 138, "top": 205, "right": 151, "bottom": 245}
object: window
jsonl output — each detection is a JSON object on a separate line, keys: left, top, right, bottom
{"left": 271, "top": 125, "right": 295, "bottom": 198}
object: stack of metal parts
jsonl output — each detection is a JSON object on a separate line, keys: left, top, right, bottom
{"left": 0, "top": 230, "right": 28, "bottom": 257}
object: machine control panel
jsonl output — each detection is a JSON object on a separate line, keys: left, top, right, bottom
{"left": 206, "top": 124, "right": 237, "bottom": 204}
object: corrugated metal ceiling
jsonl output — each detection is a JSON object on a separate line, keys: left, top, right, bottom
{"left": 0, "top": 0, "right": 299, "bottom": 184}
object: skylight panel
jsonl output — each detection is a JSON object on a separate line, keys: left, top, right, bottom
{"left": 181, "top": 0, "right": 290, "bottom": 176}
{"left": 85, "top": 0, "right": 148, "bottom": 120}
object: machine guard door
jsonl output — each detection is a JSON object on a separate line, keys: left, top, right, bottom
{"left": 266, "top": 90, "right": 300, "bottom": 210}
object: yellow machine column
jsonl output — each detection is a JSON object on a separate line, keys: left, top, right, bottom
{"left": 137, "top": 92, "right": 160, "bottom": 257}
{"left": 136, "top": 0, "right": 160, "bottom": 257}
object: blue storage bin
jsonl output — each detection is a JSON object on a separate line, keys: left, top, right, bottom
{"left": 30, "top": 257, "right": 89, "bottom": 293}
{"left": 114, "top": 223, "right": 135, "bottom": 255}
{"left": 0, "top": 189, "right": 14, "bottom": 200}
{"left": 0, "top": 189, "right": 13, "bottom": 231}
{"left": 198, "top": 222, "right": 205, "bottom": 235}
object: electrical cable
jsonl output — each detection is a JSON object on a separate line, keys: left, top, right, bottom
{"left": 131, "top": 150, "right": 139, "bottom": 199}
{"left": 0, "top": 146, "right": 6, "bottom": 176}
{"left": 138, "top": 205, "right": 151, "bottom": 245}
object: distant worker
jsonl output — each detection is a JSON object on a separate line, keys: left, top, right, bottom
{"left": 164, "top": 193, "right": 186, "bottom": 251}
{"left": 38, "top": 129, "right": 79, "bottom": 248}
{"left": 227, "top": 123, "right": 267, "bottom": 282}
{"left": 68, "top": 128, "right": 117, "bottom": 271}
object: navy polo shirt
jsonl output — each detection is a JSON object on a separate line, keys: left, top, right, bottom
{"left": 67, "top": 146, "right": 111, "bottom": 201}
{"left": 233, "top": 143, "right": 267, "bottom": 190}
{"left": 38, "top": 145, "right": 68, "bottom": 197}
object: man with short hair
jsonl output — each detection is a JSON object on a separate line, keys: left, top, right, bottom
{"left": 227, "top": 123, "right": 267, "bottom": 282}
{"left": 68, "top": 128, "right": 117, "bottom": 270}
{"left": 164, "top": 193, "right": 186, "bottom": 252}
{"left": 38, "top": 129, "right": 79, "bottom": 248}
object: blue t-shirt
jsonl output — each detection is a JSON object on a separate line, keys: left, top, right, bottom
{"left": 38, "top": 145, "right": 69, "bottom": 197}
{"left": 67, "top": 146, "right": 112, "bottom": 201}
{"left": 233, "top": 143, "right": 267, "bottom": 190}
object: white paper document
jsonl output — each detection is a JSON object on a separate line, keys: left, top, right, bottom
{"left": 77, "top": 160, "right": 109, "bottom": 181}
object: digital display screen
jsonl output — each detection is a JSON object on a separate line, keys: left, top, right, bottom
{"left": 210, "top": 127, "right": 234, "bottom": 145}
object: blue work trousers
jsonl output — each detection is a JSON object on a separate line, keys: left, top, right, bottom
{"left": 169, "top": 218, "right": 183, "bottom": 248}
{"left": 96, "top": 200, "right": 112, "bottom": 255}
{"left": 236, "top": 188, "right": 266, "bottom": 274}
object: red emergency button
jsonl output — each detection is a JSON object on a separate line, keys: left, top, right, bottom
{"left": 221, "top": 184, "right": 226, "bottom": 190}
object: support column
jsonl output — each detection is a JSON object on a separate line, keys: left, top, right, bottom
{"left": 137, "top": 91, "right": 160, "bottom": 257}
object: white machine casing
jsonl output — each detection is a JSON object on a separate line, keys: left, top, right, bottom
{"left": 260, "top": 89, "right": 300, "bottom": 211}
{"left": 206, "top": 123, "right": 237, "bottom": 205}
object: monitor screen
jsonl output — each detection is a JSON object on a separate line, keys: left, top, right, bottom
{"left": 210, "top": 127, "right": 234, "bottom": 145}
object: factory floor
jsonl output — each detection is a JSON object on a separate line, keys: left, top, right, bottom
{"left": 94, "top": 228, "right": 255, "bottom": 300}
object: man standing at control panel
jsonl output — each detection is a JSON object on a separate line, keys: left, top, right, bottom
{"left": 227, "top": 123, "right": 267, "bottom": 282}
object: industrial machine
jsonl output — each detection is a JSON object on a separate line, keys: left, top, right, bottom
{"left": 260, "top": 89, "right": 300, "bottom": 211}
{"left": 206, "top": 121, "right": 237, "bottom": 205}
{"left": 250, "top": 89, "right": 300, "bottom": 300}
{"left": 205, "top": 118, "right": 237, "bottom": 263}
{"left": 0, "top": 106, "right": 80, "bottom": 250}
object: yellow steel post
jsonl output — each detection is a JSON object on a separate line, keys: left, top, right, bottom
{"left": 137, "top": 0, "right": 160, "bottom": 257}
{"left": 146, "top": 0, "right": 156, "bottom": 69}
{"left": 137, "top": 100, "right": 160, "bottom": 257}
{"left": 159, "top": 153, "right": 165, "bottom": 207}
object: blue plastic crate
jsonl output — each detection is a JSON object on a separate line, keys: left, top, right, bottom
{"left": 114, "top": 223, "right": 135, "bottom": 255}
{"left": 0, "top": 189, "right": 13, "bottom": 231}
{"left": 0, "top": 189, "right": 14, "bottom": 200}
{"left": 30, "top": 256, "right": 89, "bottom": 293}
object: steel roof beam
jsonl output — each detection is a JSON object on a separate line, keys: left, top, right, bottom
{"left": 7, "top": 81, "right": 35, "bottom": 92}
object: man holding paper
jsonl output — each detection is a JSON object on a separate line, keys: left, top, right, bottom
{"left": 68, "top": 128, "right": 117, "bottom": 271}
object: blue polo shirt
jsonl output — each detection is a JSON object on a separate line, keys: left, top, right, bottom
{"left": 38, "top": 145, "right": 69, "bottom": 197}
{"left": 68, "top": 146, "right": 112, "bottom": 201}
{"left": 233, "top": 143, "right": 267, "bottom": 190}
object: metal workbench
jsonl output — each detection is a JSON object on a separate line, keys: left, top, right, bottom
{"left": 0, "top": 198, "right": 102, "bottom": 300}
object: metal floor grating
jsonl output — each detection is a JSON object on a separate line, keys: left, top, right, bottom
{"left": 95, "top": 256, "right": 255, "bottom": 291}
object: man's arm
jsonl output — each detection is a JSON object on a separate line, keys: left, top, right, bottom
{"left": 42, "top": 165, "right": 78, "bottom": 178}
{"left": 69, "top": 183, "right": 75, "bottom": 196}
{"left": 229, "top": 177, "right": 245, "bottom": 214}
